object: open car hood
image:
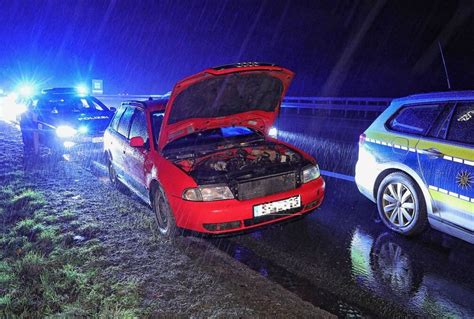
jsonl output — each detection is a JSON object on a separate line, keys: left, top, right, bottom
{"left": 158, "top": 64, "right": 294, "bottom": 151}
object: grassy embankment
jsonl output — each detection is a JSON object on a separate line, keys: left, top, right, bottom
{"left": 0, "top": 169, "right": 143, "bottom": 317}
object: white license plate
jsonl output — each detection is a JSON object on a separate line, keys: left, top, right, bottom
{"left": 92, "top": 137, "right": 104, "bottom": 143}
{"left": 253, "top": 195, "right": 301, "bottom": 218}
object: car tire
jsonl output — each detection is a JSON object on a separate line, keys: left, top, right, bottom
{"left": 151, "top": 185, "right": 178, "bottom": 238}
{"left": 376, "top": 172, "right": 427, "bottom": 236}
{"left": 107, "top": 158, "right": 123, "bottom": 189}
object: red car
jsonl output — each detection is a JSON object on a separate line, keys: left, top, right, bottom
{"left": 104, "top": 63, "right": 325, "bottom": 236}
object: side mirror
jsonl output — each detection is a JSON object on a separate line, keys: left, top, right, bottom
{"left": 109, "top": 107, "right": 117, "bottom": 113}
{"left": 130, "top": 136, "right": 145, "bottom": 148}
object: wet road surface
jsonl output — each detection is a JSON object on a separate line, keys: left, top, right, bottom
{"left": 207, "top": 115, "right": 474, "bottom": 317}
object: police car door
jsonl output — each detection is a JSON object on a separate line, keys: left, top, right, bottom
{"left": 417, "top": 102, "right": 474, "bottom": 230}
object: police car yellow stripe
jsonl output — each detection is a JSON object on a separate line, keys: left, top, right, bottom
{"left": 429, "top": 188, "right": 474, "bottom": 212}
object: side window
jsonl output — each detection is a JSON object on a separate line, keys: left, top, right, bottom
{"left": 388, "top": 104, "right": 444, "bottom": 136}
{"left": 116, "top": 107, "right": 135, "bottom": 137}
{"left": 110, "top": 106, "right": 126, "bottom": 131}
{"left": 447, "top": 102, "right": 474, "bottom": 145}
{"left": 129, "top": 109, "right": 148, "bottom": 141}
{"left": 152, "top": 112, "right": 165, "bottom": 146}
{"left": 427, "top": 104, "right": 455, "bottom": 139}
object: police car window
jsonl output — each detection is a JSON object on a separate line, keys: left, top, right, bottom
{"left": 427, "top": 103, "right": 455, "bottom": 139}
{"left": 447, "top": 102, "right": 474, "bottom": 145}
{"left": 110, "top": 106, "right": 126, "bottom": 131}
{"left": 117, "top": 107, "right": 135, "bottom": 137}
{"left": 36, "top": 96, "right": 103, "bottom": 114}
{"left": 388, "top": 104, "right": 444, "bottom": 135}
{"left": 129, "top": 109, "right": 148, "bottom": 141}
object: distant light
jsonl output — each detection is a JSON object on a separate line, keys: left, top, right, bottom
{"left": 0, "top": 93, "right": 27, "bottom": 122}
{"left": 268, "top": 127, "right": 278, "bottom": 138}
{"left": 18, "top": 84, "right": 35, "bottom": 97}
{"left": 76, "top": 85, "right": 88, "bottom": 95}
{"left": 78, "top": 126, "right": 88, "bottom": 134}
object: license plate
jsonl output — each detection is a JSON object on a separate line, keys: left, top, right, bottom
{"left": 92, "top": 137, "right": 104, "bottom": 143}
{"left": 253, "top": 195, "right": 301, "bottom": 218}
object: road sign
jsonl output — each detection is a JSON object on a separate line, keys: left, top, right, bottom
{"left": 92, "top": 79, "right": 103, "bottom": 94}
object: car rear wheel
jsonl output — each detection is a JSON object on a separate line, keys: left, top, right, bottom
{"left": 377, "top": 172, "right": 427, "bottom": 236}
{"left": 108, "top": 159, "right": 121, "bottom": 189}
{"left": 151, "top": 186, "right": 178, "bottom": 238}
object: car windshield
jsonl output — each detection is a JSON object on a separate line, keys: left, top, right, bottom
{"left": 162, "top": 125, "right": 263, "bottom": 156}
{"left": 36, "top": 96, "right": 106, "bottom": 114}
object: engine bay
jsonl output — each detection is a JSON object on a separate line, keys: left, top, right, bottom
{"left": 173, "top": 142, "right": 310, "bottom": 184}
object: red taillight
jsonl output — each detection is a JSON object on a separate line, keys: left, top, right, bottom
{"left": 359, "top": 133, "right": 366, "bottom": 145}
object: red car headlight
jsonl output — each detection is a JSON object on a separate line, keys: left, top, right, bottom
{"left": 182, "top": 185, "right": 234, "bottom": 201}
{"left": 302, "top": 165, "right": 320, "bottom": 183}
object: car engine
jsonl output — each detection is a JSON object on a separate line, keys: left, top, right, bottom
{"left": 173, "top": 142, "right": 309, "bottom": 184}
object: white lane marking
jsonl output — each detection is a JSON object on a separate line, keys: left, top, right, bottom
{"left": 320, "top": 170, "right": 355, "bottom": 182}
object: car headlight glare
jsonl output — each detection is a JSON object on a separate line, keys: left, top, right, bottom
{"left": 302, "top": 165, "right": 320, "bottom": 183}
{"left": 268, "top": 127, "right": 278, "bottom": 138}
{"left": 183, "top": 185, "right": 234, "bottom": 201}
{"left": 56, "top": 125, "right": 77, "bottom": 138}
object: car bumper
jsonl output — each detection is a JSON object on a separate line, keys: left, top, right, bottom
{"left": 355, "top": 160, "right": 378, "bottom": 203}
{"left": 170, "top": 176, "right": 325, "bottom": 234}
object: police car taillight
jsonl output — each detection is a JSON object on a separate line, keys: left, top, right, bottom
{"left": 359, "top": 133, "right": 366, "bottom": 145}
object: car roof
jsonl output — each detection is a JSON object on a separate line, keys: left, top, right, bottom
{"left": 121, "top": 98, "right": 168, "bottom": 111}
{"left": 393, "top": 90, "right": 474, "bottom": 104}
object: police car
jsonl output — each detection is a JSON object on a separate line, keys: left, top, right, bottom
{"left": 355, "top": 91, "right": 474, "bottom": 243}
{"left": 20, "top": 87, "right": 115, "bottom": 155}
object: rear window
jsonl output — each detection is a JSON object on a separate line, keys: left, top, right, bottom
{"left": 387, "top": 104, "right": 444, "bottom": 136}
{"left": 447, "top": 102, "right": 474, "bottom": 145}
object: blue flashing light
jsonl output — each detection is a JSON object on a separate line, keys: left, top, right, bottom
{"left": 76, "top": 84, "right": 88, "bottom": 95}
{"left": 78, "top": 126, "right": 88, "bottom": 134}
{"left": 18, "top": 84, "right": 35, "bottom": 97}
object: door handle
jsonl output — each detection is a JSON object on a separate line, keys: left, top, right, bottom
{"left": 419, "top": 148, "right": 444, "bottom": 158}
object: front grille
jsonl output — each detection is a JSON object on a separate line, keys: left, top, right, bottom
{"left": 236, "top": 172, "right": 297, "bottom": 200}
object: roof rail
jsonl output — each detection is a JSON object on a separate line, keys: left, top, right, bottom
{"left": 212, "top": 62, "right": 277, "bottom": 70}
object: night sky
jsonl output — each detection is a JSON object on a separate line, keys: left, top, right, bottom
{"left": 1, "top": 0, "right": 473, "bottom": 97}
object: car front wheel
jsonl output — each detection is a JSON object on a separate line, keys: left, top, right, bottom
{"left": 151, "top": 186, "right": 178, "bottom": 238}
{"left": 376, "top": 172, "right": 427, "bottom": 236}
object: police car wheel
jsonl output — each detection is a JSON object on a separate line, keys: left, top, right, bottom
{"left": 151, "top": 186, "right": 178, "bottom": 238}
{"left": 377, "top": 172, "right": 427, "bottom": 236}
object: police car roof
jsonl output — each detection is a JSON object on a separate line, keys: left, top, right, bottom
{"left": 394, "top": 90, "right": 474, "bottom": 104}
{"left": 41, "top": 87, "right": 83, "bottom": 95}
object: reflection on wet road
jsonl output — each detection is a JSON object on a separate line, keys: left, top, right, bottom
{"left": 211, "top": 116, "right": 474, "bottom": 317}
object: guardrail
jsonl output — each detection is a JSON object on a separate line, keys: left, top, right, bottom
{"left": 98, "top": 94, "right": 393, "bottom": 116}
